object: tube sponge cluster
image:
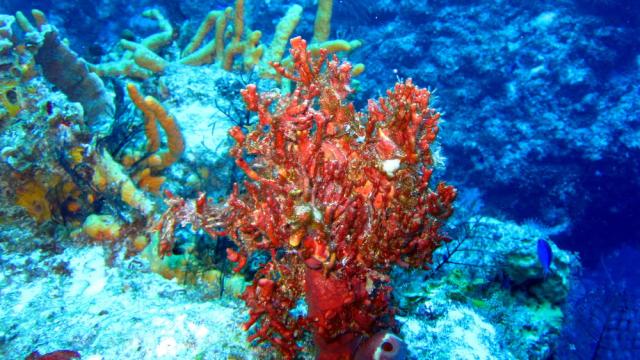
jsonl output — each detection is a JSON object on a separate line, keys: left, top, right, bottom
{"left": 89, "top": 1, "right": 362, "bottom": 81}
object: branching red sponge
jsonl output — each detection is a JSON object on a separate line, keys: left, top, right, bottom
{"left": 223, "top": 36, "right": 457, "bottom": 359}
{"left": 152, "top": 36, "right": 455, "bottom": 359}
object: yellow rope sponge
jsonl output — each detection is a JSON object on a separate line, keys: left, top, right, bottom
{"left": 179, "top": 9, "right": 226, "bottom": 66}
{"left": 92, "top": 149, "right": 155, "bottom": 215}
{"left": 89, "top": 9, "right": 172, "bottom": 78}
{"left": 143, "top": 96, "right": 185, "bottom": 169}
{"left": 81, "top": 2, "right": 358, "bottom": 79}
{"left": 352, "top": 63, "right": 365, "bottom": 77}
{"left": 89, "top": 60, "right": 153, "bottom": 80}
{"left": 223, "top": 0, "right": 249, "bottom": 71}
{"left": 223, "top": 40, "right": 245, "bottom": 71}
{"left": 308, "top": 39, "right": 362, "bottom": 56}
{"left": 215, "top": 7, "right": 232, "bottom": 64}
{"left": 126, "top": 83, "right": 160, "bottom": 153}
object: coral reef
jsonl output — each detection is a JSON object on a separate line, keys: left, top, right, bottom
{"left": 393, "top": 216, "right": 580, "bottom": 359}
{"left": 0, "top": 1, "right": 621, "bottom": 359}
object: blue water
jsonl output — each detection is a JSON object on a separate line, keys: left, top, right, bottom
{"left": 1, "top": 0, "right": 639, "bottom": 359}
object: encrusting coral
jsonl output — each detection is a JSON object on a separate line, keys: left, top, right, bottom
{"left": 82, "top": 214, "right": 122, "bottom": 242}
{"left": 15, "top": 180, "right": 52, "bottom": 223}
{"left": 0, "top": 14, "right": 38, "bottom": 123}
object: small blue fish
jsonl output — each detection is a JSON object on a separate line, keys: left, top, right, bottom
{"left": 537, "top": 239, "right": 553, "bottom": 279}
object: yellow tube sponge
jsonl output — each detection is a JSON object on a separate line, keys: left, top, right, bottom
{"left": 352, "top": 63, "right": 365, "bottom": 77}
{"left": 133, "top": 46, "right": 169, "bottom": 73}
{"left": 182, "top": 10, "right": 222, "bottom": 58}
{"left": 89, "top": 60, "right": 153, "bottom": 80}
{"left": 31, "top": 9, "right": 47, "bottom": 29}
{"left": 179, "top": 10, "right": 229, "bottom": 66}
{"left": 120, "top": 39, "right": 169, "bottom": 73}
{"left": 312, "top": 0, "right": 333, "bottom": 43}
{"left": 180, "top": 39, "right": 217, "bottom": 66}
{"left": 232, "top": 0, "right": 245, "bottom": 43}
{"left": 309, "top": 39, "right": 362, "bottom": 55}
{"left": 223, "top": 40, "right": 245, "bottom": 71}
{"left": 86, "top": 9, "right": 171, "bottom": 79}
{"left": 265, "top": 4, "right": 302, "bottom": 65}
{"left": 127, "top": 84, "right": 184, "bottom": 169}
{"left": 140, "top": 9, "right": 173, "bottom": 51}
{"left": 215, "top": 7, "right": 232, "bottom": 64}
{"left": 243, "top": 30, "right": 264, "bottom": 71}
